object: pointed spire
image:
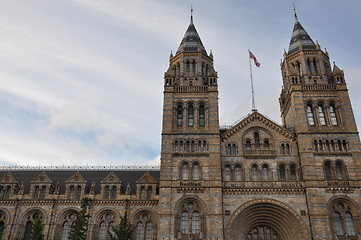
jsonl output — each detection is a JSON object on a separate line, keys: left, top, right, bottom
{"left": 176, "top": 10, "right": 207, "bottom": 55}
{"left": 190, "top": 5, "right": 193, "bottom": 23}
{"left": 288, "top": 10, "right": 316, "bottom": 56}
{"left": 209, "top": 50, "right": 213, "bottom": 58}
{"left": 170, "top": 50, "right": 173, "bottom": 59}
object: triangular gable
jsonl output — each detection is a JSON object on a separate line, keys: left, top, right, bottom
{"left": 221, "top": 111, "right": 294, "bottom": 141}
{"left": 137, "top": 172, "right": 157, "bottom": 184}
{"left": 31, "top": 172, "right": 52, "bottom": 184}
{"left": 66, "top": 171, "right": 87, "bottom": 184}
{"left": 101, "top": 172, "right": 121, "bottom": 184}
{"left": 0, "top": 172, "right": 16, "bottom": 184}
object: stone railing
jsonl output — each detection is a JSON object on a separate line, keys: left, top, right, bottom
{"left": 302, "top": 84, "right": 336, "bottom": 91}
{"left": 174, "top": 86, "right": 208, "bottom": 92}
{"left": 223, "top": 181, "right": 303, "bottom": 188}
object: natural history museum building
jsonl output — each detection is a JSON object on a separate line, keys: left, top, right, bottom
{"left": 0, "top": 11, "right": 360, "bottom": 240}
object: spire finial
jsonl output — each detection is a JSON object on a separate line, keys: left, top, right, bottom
{"left": 292, "top": 3, "right": 298, "bottom": 20}
{"left": 190, "top": 5, "right": 193, "bottom": 23}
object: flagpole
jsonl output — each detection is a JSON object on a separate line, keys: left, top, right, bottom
{"left": 248, "top": 49, "right": 256, "bottom": 111}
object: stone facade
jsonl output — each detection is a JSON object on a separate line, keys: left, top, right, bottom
{"left": 0, "top": 14, "right": 360, "bottom": 240}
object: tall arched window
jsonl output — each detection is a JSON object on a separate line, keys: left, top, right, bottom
{"left": 33, "top": 185, "right": 40, "bottom": 199}
{"left": 104, "top": 186, "right": 110, "bottom": 199}
{"left": 306, "top": 105, "right": 315, "bottom": 126}
{"left": 331, "top": 201, "right": 357, "bottom": 237}
{"left": 335, "top": 161, "right": 345, "bottom": 180}
{"left": 199, "top": 104, "right": 205, "bottom": 127}
{"left": 0, "top": 212, "right": 6, "bottom": 240}
{"left": 60, "top": 211, "right": 76, "bottom": 240}
{"left": 23, "top": 221, "right": 32, "bottom": 240}
{"left": 40, "top": 185, "right": 46, "bottom": 199}
{"left": 191, "top": 60, "right": 196, "bottom": 73}
{"left": 75, "top": 185, "right": 82, "bottom": 199}
{"left": 329, "top": 105, "right": 338, "bottom": 125}
{"left": 318, "top": 105, "right": 326, "bottom": 125}
{"left": 224, "top": 165, "right": 231, "bottom": 181}
{"left": 177, "top": 105, "right": 183, "bottom": 127}
{"left": 181, "top": 162, "right": 189, "bottom": 180}
{"left": 279, "top": 164, "right": 286, "bottom": 181}
{"left": 188, "top": 105, "right": 194, "bottom": 127}
{"left": 262, "top": 164, "right": 269, "bottom": 181}
{"left": 69, "top": 186, "right": 75, "bottom": 199}
{"left": 254, "top": 132, "right": 260, "bottom": 149}
{"left": 110, "top": 186, "right": 117, "bottom": 199}
{"left": 147, "top": 187, "right": 152, "bottom": 200}
{"left": 192, "top": 162, "right": 200, "bottom": 180}
{"left": 324, "top": 161, "right": 332, "bottom": 180}
{"left": 251, "top": 164, "right": 258, "bottom": 181}
{"left": 140, "top": 186, "right": 146, "bottom": 199}
{"left": 179, "top": 201, "right": 202, "bottom": 237}
{"left": 235, "top": 165, "right": 242, "bottom": 181}
{"left": 97, "top": 212, "right": 116, "bottom": 240}
{"left": 134, "top": 212, "right": 155, "bottom": 240}
{"left": 290, "top": 164, "right": 297, "bottom": 181}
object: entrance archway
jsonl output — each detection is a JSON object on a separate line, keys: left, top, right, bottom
{"left": 227, "top": 199, "right": 310, "bottom": 240}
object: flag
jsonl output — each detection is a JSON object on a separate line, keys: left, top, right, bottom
{"left": 249, "top": 51, "right": 261, "bottom": 67}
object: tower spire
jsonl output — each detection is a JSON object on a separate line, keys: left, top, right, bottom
{"left": 190, "top": 5, "right": 193, "bottom": 23}
{"left": 292, "top": 3, "right": 298, "bottom": 20}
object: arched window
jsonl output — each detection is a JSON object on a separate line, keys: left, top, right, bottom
{"left": 61, "top": 221, "right": 70, "bottom": 240}
{"left": 110, "top": 186, "right": 117, "bottom": 199}
{"left": 331, "top": 201, "right": 357, "bottom": 237}
{"left": 290, "top": 164, "right": 297, "bottom": 181}
{"left": 280, "top": 143, "right": 285, "bottom": 154}
{"left": 104, "top": 186, "right": 110, "bottom": 199}
{"left": 306, "top": 105, "right": 315, "bottom": 126}
{"left": 224, "top": 165, "right": 231, "bottom": 181}
{"left": 177, "top": 105, "right": 183, "bottom": 127}
{"left": 75, "top": 185, "right": 82, "bottom": 199}
{"left": 33, "top": 185, "right": 40, "bottom": 199}
{"left": 40, "top": 185, "right": 46, "bottom": 199}
{"left": 69, "top": 185, "right": 75, "bottom": 199}
{"left": 318, "top": 105, "right": 326, "bottom": 125}
{"left": 134, "top": 212, "right": 155, "bottom": 240}
{"left": 245, "top": 140, "right": 251, "bottom": 150}
{"left": 335, "top": 161, "right": 345, "bottom": 180}
{"left": 251, "top": 164, "right": 258, "bottom": 181}
{"left": 342, "top": 140, "right": 348, "bottom": 151}
{"left": 192, "top": 162, "right": 200, "bottom": 180}
{"left": 199, "top": 104, "right": 205, "bottom": 127}
{"left": 181, "top": 162, "right": 189, "bottom": 180}
{"left": 140, "top": 186, "right": 146, "bottom": 199}
{"left": 324, "top": 161, "right": 333, "bottom": 180}
{"left": 179, "top": 201, "right": 202, "bottom": 237}
{"left": 97, "top": 212, "right": 116, "bottom": 240}
{"left": 188, "top": 105, "right": 194, "bottom": 127}
{"left": 0, "top": 212, "right": 6, "bottom": 240}
{"left": 136, "top": 222, "right": 145, "bottom": 240}
{"left": 235, "top": 165, "right": 242, "bottom": 181}
{"left": 191, "top": 60, "right": 196, "bottom": 73}
{"left": 186, "top": 61, "right": 190, "bottom": 72}
{"left": 279, "top": 164, "right": 286, "bottom": 181}
{"left": 329, "top": 105, "right": 338, "bottom": 125}
{"left": 264, "top": 140, "right": 269, "bottom": 150}
{"left": 98, "top": 221, "right": 107, "bottom": 240}
{"left": 262, "top": 164, "right": 269, "bottom": 181}
{"left": 60, "top": 212, "right": 76, "bottom": 239}
{"left": 23, "top": 221, "right": 32, "bottom": 240}
{"left": 254, "top": 132, "right": 260, "bottom": 149}
{"left": 286, "top": 143, "right": 290, "bottom": 154}
{"left": 147, "top": 187, "right": 152, "bottom": 200}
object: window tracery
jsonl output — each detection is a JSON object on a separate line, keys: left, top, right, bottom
{"left": 134, "top": 212, "right": 156, "bottom": 240}
{"left": 97, "top": 212, "right": 116, "bottom": 240}
{"left": 331, "top": 201, "right": 357, "bottom": 237}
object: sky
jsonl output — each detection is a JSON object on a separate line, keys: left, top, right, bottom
{"left": 0, "top": 0, "right": 360, "bottom": 167}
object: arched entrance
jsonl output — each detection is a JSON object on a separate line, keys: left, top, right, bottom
{"left": 227, "top": 199, "right": 310, "bottom": 240}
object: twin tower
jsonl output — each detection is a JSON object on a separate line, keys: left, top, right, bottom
{"left": 158, "top": 13, "right": 361, "bottom": 240}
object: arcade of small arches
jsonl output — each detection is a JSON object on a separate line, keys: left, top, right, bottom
{"left": 175, "top": 101, "right": 207, "bottom": 128}
{"left": 306, "top": 101, "right": 339, "bottom": 127}
{"left": 222, "top": 162, "right": 299, "bottom": 182}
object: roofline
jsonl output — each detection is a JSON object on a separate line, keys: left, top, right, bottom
{"left": 0, "top": 165, "right": 160, "bottom": 172}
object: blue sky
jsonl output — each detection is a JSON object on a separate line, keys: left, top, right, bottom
{"left": 0, "top": 1, "right": 360, "bottom": 167}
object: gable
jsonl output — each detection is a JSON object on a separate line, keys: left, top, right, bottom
{"left": 101, "top": 172, "right": 121, "bottom": 184}
{"left": 31, "top": 172, "right": 52, "bottom": 184}
{"left": 0, "top": 172, "right": 16, "bottom": 184}
{"left": 221, "top": 111, "right": 294, "bottom": 141}
{"left": 137, "top": 172, "right": 157, "bottom": 184}
{"left": 66, "top": 172, "right": 87, "bottom": 184}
